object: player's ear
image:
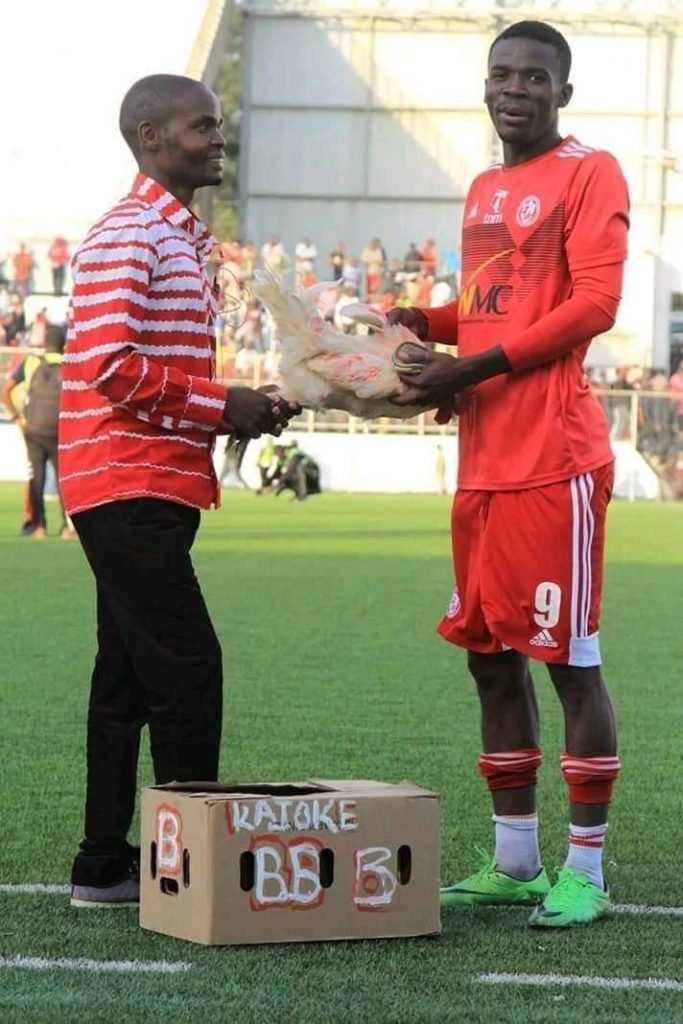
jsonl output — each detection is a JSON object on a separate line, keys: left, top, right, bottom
{"left": 558, "top": 82, "right": 573, "bottom": 109}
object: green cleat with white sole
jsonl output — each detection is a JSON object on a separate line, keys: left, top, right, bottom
{"left": 528, "top": 867, "right": 611, "bottom": 927}
{"left": 441, "top": 849, "right": 550, "bottom": 908}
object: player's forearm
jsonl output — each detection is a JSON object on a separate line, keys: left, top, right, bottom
{"left": 501, "top": 263, "right": 624, "bottom": 373}
{"left": 420, "top": 300, "right": 459, "bottom": 345}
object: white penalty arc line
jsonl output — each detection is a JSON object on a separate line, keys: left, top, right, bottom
{"left": 0, "top": 955, "right": 191, "bottom": 974}
{"left": 478, "top": 972, "right": 683, "bottom": 993}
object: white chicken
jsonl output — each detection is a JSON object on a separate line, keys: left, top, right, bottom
{"left": 251, "top": 270, "right": 437, "bottom": 420}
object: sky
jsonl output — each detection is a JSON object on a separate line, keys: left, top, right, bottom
{"left": 2, "top": 0, "right": 207, "bottom": 245}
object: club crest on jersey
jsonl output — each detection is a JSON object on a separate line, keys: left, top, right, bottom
{"left": 446, "top": 588, "right": 461, "bottom": 619}
{"left": 516, "top": 195, "right": 541, "bottom": 228}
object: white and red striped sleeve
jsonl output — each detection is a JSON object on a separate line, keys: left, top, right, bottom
{"left": 69, "top": 220, "right": 227, "bottom": 431}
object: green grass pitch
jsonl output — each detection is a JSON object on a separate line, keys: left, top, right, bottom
{"left": 1, "top": 482, "right": 682, "bottom": 1023}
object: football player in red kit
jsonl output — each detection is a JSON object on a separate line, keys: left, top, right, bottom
{"left": 390, "top": 20, "right": 628, "bottom": 927}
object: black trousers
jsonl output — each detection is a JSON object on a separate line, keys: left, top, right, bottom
{"left": 71, "top": 499, "right": 222, "bottom": 883}
{"left": 24, "top": 432, "right": 66, "bottom": 531}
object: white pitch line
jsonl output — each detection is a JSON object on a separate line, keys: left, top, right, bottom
{"left": 478, "top": 972, "right": 683, "bottom": 993}
{"left": 614, "top": 903, "right": 683, "bottom": 917}
{"left": 0, "top": 885, "right": 69, "bottom": 894}
{"left": 0, "top": 955, "right": 191, "bottom": 974}
{"left": 3, "top": 887, "right": 683, "bottom": 918}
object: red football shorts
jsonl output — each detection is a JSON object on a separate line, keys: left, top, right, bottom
{"left": 437, "top": 463, "right": 614, "bottom": 666}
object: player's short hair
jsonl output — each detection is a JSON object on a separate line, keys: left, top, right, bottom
{"left": 119, "top": 74, "right": 203, "bottom": 157}
{"left": 490, "top": 21, "right": 572, "bottom": 84}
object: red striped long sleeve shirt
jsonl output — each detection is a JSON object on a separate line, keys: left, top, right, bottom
{"left": 59, "top": 174, "right": 228, "bottom": 514}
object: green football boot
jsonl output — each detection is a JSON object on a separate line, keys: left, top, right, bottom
{"left": 441, "top": 849, "right": 550, "bottom": 908}
{"left": 528, "top": 867, "right": 611, "bottom": 927}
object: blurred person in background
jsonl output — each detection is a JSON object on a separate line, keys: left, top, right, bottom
{"left": 361, "top": 237, "right": 386, "bottom": 297}
{"left": 334, "top": 283, "right": 360, "bottom": 333}
{"left": 294, "top": 236, "right": 318, "bottom": 282}
{"left": 12, "top": 243, "right": 34, "bottom": 295}
{"left": 341, "top": 256, "right": 363, "bottom": 293}
{"left": 3, "top": 324, "right": 72, "bottom": 538}
{"left": 329, "top": 241, "right": 345, "bottom": 282}
{"left": 235, "top": 337, "right": 261, "bottom": 378}
{"left": 670, "top": 357, "right": 683, "bottom": 430}
{"left": 403, "top": 241, "right": 423, "bottom": 276}
{"left": 48, "top": 236, "right": 70, "bottom": 295}
{"left": 1, "top": 294, "right": 26, "bottom": 345}
{"left": 609, "top": 366, "right": 633, "bottom": 441}
{"left": 275, "top": 439, "right": 321, "bottom": 501}
{"left": 421, "top": 238, "right": 438, "bottom": 277}
{"left": 261, "top": 235, "right": 289, "bottom": 275}
{"left": 255, "top": 434, "right": 275, "bottom": 493}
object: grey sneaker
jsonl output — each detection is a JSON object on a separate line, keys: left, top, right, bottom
{"left": 70, "top": 865, "right": 139, "bottom": 908}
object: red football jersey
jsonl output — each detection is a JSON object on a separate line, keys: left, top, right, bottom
{"left": 424, "top": 137, "right": 629, "bottom": 490}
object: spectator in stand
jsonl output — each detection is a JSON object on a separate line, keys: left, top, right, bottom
{"left": 240, "top": 241, "right": 257, "bottom": 280}
{"left": 341, "top": 257, "right": 363, "bottom": 293}
{"left": 235, "top": 302, "right": 264, "bottom": 353}
{"left": 294, "top": 236, "right": 318, "bottom": 281}
{"left": 48, "top": 236, "right": 70, "bottom": 295}
{"left": 422, "top": 238, "right": 438, "bottom": 276}
{"left": 0, "top": 248, "right": 8, "bottom": 289}
{"left": 415, "top": 269, "right": 434, "bottom": 307}
{"left": 1, "top": 294, "right": 26, "bottom": 345}
{"left": 235, "top": 337, "right": 261, "bottom": 378}
{"left": 443, "top": 246, "right": 461, "bottom": 287}
{"left": 29, "top": 307, "right": 50, "bottom": 348}
{"left": 361, "top": 237, "right": 386, "bottom": 296}
{"left": 12, "top": 244, "right": 34, "bottom": 295}
{"left": 638, "top": 370, "right": 677, "bottom": 462}
{"left": 329, "top": 242, "right": 345, "bottom": 282}
{"left": 220, "top": 238, "right": 243, "bottom": 265}
{"left": 430, "top": 276, "right": 453, "bottom": 308}
{"left": 609, "top": 365, "right": 634, "bottom": 441}
{"left": 3, "top": 324, "right": 72, "bottom": 538}
{"left": 261, "top": 235, "right": 289, "bottom": 275}
{"left": 670, "top": 357, "right": 683, "bottom": 429}
{"left": 403, "top": 242, "right": 423, "bottom": 276}
{"left": 334, "top": 284, "right": 360, "bottom": 334}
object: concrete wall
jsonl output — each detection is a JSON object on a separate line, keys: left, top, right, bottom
{"left": 239, "top": 9, "right": 683, "bottom": 369}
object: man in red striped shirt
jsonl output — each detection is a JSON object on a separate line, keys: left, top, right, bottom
{"left": 62, "top": 74, "right": 296, "bottom": 907}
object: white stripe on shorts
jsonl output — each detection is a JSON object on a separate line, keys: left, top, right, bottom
{"left": 569, "top": 473, "right": 600, "bottom": 667}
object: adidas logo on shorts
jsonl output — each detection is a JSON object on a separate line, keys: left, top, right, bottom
{"left": 529, "top": 628, "right": 558, "bottom": 648}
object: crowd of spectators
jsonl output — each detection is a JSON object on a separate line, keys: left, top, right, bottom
{"left": 213, "top": 234, "right": 460, "bottom": 379}
{"left": 0, "top": 238, "right": 70, "bottom": 298}
{"left": 1, "top": 230, "right": 682, "bottom": 496}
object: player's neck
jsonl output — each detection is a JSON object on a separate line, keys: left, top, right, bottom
{"left": 502, "top": 131, "right": 564, "bottom": 168}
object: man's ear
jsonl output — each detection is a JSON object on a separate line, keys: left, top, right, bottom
{"left": 558, "top": 82, "right": 573, "bottom": 109}
{"left": 138, "top": 120, "right": 161, "bottom": 153}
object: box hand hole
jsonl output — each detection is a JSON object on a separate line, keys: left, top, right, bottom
{"left": 319, "top": 848, "right": 335, "bottom": 889}
{"left": 398, "top": 845, "right": 412, "bottom": 885}
{"left": 239, "top": 851, "right": 255, "bottom": 891}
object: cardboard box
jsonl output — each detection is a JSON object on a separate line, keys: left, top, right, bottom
{"left": 140, "top": 778, "right": 440, "bottom": 945}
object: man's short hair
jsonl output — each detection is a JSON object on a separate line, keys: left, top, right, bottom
{"left": 119, "top": 74, "right": 202, "bottom": 157}
{"left": 490, "top": 21, "right": 572, "bottom": 83}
